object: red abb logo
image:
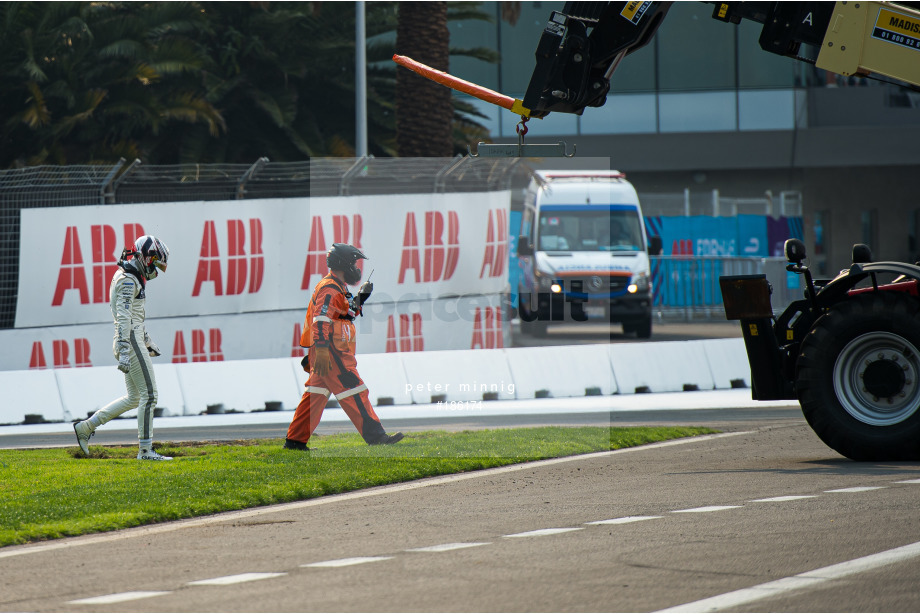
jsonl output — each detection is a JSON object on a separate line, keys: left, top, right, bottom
{"left": 672, "top": 239, "right": 694, "bottom": 255}
{"left": 29, "top": 339, "right": 92, "bottom": 369}
{"left": 53, "top": 224, "right": 145, "bottom": 306}
{"left": 193, "top": 219, "right": 264, "bottom": 296}
{"left": 398, "top": 211, "right": 459, "bottom": 284}
{"left": 301, "top": 215, "right": 364, "bottom": 290}
{"left": 386, "top": 313, "right": 423, "bottom": 352}
{"left": 471, "top": 306, "right": 503, "bottom": 349}
{"left": 172, "top": 329, "right": 224, "bottom": 362}
{"left": 479, "top": 209, "right": 508, "bottom": 279}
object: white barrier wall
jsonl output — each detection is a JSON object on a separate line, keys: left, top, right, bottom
{"left": 504, "top": 345, "right": 616, "bottom": 398}
{"left": 54, "top": 363, "right": 186, "bottom": 421}
{"left": 701, "top": 338, "right": 753, "bottom": 388}
{"left": 175, "top": 358, "right": 303, "bottom": 415}
{"left": 607, "top": 341, "right": 716, "bottom": 393}
{"left": 0, "top": 339, "right": 751, "bottom": 425}
{"left": 0, "top": 370, "right": 63, "bottom": 426}
{"left": 400, "top": 348, "right": 517, "bottom": 404}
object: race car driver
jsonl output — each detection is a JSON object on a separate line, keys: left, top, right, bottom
{"left": 284, "top": 243, "right": 404, "bottom": 450}
{"left": 73, "top": 235, "right": 172, "bottom": 460}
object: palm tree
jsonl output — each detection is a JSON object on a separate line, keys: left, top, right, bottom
{"left": 0, "top": 1, "right": 497, "bottom": 166}
{"left": 395, "top": 2, "right": 453, "bottom": 157}
{"left": 0, "top": 2, "right": 223, "bottom": 167}
{"left": 393, "top": 2, "right": 497, "bottom": 157}
{"left": 180, "top": 1, "right": 494, "bottom": 161}
{"left": 166, "top": 1, "right": 404, "bottom": 162}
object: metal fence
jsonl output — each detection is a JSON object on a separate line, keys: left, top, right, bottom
{"left": 639, "top": 189, "right": 802, "bottom": 218}
{"left": 651, "top": 256, "right": 803, "bottom": 320}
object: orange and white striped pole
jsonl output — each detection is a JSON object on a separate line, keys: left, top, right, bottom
{"left": 392, "top": 54, "right": 535, "bottom": 118}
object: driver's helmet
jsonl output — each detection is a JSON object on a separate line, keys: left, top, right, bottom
{"left": 131, "top": 235, "right": 169, "bottom": 280}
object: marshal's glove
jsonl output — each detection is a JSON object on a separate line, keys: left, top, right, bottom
{"left": 312, "top": 345, "right": 331, "bottom": 377}
{"left": 117, "top": 341, "right": 131, "bottom": 373}
{"left": 357, "top": 281, "right": 373, "bottom": 305}
{"left": 300, "top": 354, "right": 310, "bottom": 372}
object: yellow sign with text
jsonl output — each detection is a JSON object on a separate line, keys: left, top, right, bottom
{"left": 873, "top": 7, "right": 920, "bottom": 50}
{"left": 620, "top": 1, "right": 652, "bottom": 25}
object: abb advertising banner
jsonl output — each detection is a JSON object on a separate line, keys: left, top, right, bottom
{"left": 17, "top": 192, "right": 511, "bottom": 325}
{"left": 6, "top": 192, "right": 511, "bottom": 371}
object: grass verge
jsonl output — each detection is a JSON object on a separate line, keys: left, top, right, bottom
{"left": 0, "top": 426, "right": 716, "bottom": 547}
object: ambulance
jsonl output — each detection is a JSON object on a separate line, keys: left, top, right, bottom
{"left": 516, "top": 171, "right": 661, "bottom": 337}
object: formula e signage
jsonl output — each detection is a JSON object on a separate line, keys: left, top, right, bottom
{"left": 16, "top": 192, "right": 511, "bottom": 328}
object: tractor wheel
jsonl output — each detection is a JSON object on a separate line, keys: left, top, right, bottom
{"left": 796, "top": 292, "right": 920, "bottom": 461}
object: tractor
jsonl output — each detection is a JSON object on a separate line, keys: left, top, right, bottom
{"left": 721, "top": 239, "right": 920, "bottom": 460}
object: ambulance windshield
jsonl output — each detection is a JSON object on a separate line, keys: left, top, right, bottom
{"left": 537, "top": 207, "right": 644, "bottom": 252}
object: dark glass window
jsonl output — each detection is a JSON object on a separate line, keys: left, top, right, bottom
{"left": 656, "top": 3, "right": 735, "bottom": 91}
{"left": 737, "top": 21, "right": 796, "bottom": 88}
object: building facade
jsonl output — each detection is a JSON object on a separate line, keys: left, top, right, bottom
{"left": 449, "top": 2, "right": 920, "bottom": 274}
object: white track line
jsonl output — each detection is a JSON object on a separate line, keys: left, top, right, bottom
{"left": 302, "top": 556, "right": 393, "bottom": 567}
{"left": 504, "top": 528, "right": 583, "bottom": 538}
{"left": 186, "top": 572, "right": 286, "bottom": 586}
{"left": 68, "top": 591, "right": 171, "bottom": 605}
{"left": 406, "top": 542, "right": 490, "bottom": 552}
{"left": 585, "top": 515, "right": 663, "bottom": 525}
{"left": 671, "top": 505, "right": 742, "bottom": 513}
{"left": 824, "top": 486, "right": 885, "bottom": 493}
{"left": 656, "top": 540, "right": 920, "bottom": 613}
{"left": 894, "top": 479, "right": 920, "bottom": 484}
{"left": 0, "top": 431, "right": 750, "bottom": 560}
{"left": 749, "top": 495, "right": 818, "bottom": 502}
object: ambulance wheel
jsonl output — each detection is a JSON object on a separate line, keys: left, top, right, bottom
{"left": 519, "top": 294, "right": 548, "bottom": 337}
{"left": 623, "top": 315, "right": 652, "bottom": 339}
{"left": 521, "top": 317, "right": 548, "bottom": 337}
{"left": 795, "top": 292, "right": 920, "bottom": 461}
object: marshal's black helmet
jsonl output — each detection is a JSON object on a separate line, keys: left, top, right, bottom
{"left": 327, "top": 243, "right": 367, "bottom": 285}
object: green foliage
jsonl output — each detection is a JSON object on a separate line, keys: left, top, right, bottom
{"left": 0, "top": 1, "right": 496, "bottom": 166}
{"left": 0, "top": 426, "right": 715, "bottom": 546}
{"left": 0, "top": 2, "right": 222, "bottom": 166}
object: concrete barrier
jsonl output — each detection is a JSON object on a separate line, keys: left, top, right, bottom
{"left": 1, "top": 338, "right": 756, "bottom": 425}
{"left": 701, "top": 338, "right": 751, "bottom": 389}
{"left": 285, "top": 354, "right": 414, "bottom": 409}
{"left": 399, "top": 348, "right": 516, "bottom": 404}
{"left": 504, "top": 345, "right": 616, "bottom": 398}
{"left": 54, "top": 363, "right": 187, "bottom": 420}
{"left": 176, "top": 358, "right": 303, "bottom": 414}
{"left": 54, "top": 366, "right": 124, "bottom": 421}
{"left": 0, "top": 370, "right": 64, "bottom": 425}
{"left": 607, "top": 340, "right": 716, "bottom": 393}
{"left": 353, "top": 353, "right": 414, "bottom": 407}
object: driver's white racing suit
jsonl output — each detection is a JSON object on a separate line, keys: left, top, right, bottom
{"left": 74, "top": 264, "right": 163, "bottom": 456}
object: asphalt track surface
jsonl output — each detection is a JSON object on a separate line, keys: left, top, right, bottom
{"left": 5, "top": 323, "right": 920, "bottom": 612}
{"left": 4, "top": 399, "right": 920, "bottom": 612}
